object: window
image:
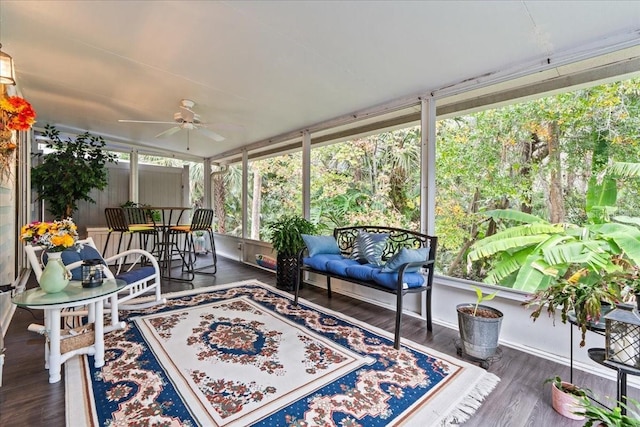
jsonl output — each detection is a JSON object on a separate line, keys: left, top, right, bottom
{"left": 435, "top": 77, "right": 640, "bottom": 287}
{"left": 310, "top": 126, "right": 421, "bottom": 230}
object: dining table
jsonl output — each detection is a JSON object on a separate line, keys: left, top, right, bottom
{"left": 147, "top": 206, "right": 192, "bottom": 280}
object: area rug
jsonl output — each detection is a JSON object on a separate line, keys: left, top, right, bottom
{"left": 66, "top": 280, "right": 499, "bottom": 427}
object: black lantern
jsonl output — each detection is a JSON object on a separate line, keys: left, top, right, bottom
{"left": 81, "top": 259, "right": 104, "bottom": 288}
{"left": 604, "top": 306, "right": 640, "bottom": 370}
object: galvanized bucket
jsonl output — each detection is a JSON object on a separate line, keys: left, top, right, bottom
{"left": 457, "top": 303, "right": 504, "bottom": 360}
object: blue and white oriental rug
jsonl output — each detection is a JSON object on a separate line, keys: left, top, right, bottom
{"left": 66, "top": 280, "right": 499, "bottom": 426}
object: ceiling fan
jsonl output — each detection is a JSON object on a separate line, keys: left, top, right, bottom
{"left": 118, "top": 99, "right": 225, "bottom": 142}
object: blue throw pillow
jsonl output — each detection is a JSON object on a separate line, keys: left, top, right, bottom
{"left": 351, "top": 232, "right": 388, "bottom": 266}
{"left": 54, "top": 245, "right": 106, "bottom": 280}
{"left": 302, "top": 234, "right": 341, "bottom": 257}
{"left": 381, "top": 247, "right": 429, "bottom": 273}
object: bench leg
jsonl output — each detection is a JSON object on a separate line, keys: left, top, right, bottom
{"left": 327, "top": 276, "right": 332, "bottom": 298}
{"left": 294, "top": 267, "right": 300, "bottom": 305}
{"left": 426, "top": 287, "right": 433, "bottom": 332}
{"left": 394, "top": 292, "right": 403, "bottom": 349}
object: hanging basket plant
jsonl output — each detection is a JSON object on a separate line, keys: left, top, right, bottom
{"left": 0, "top": 94, "right": 36, "bottom": 182}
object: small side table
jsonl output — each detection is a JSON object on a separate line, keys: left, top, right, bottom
{"left": 588, "top": 348, "right": 640, "bottom": 415}
{"left": 12, "top": 279, "right": 126, "bottom": 383}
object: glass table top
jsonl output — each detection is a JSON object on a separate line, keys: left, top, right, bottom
{"left": 12, "top": 279, "right": 127, "bottom": 307}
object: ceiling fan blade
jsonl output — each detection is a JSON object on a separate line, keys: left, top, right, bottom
{"left": 119, "top": 119, "right": 177, "bottom": 124}
{"left": 196, "top": 127, "right": 225, "bottom": 142}
{"left": 155, "top": 126, "right": 182, "bottom": 138}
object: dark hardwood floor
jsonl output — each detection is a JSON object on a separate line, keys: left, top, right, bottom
{"left": 1, "top": 255, "right": 638, "bottom": 426}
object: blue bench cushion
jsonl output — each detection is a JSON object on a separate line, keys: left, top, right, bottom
{"left": 326, "top": 258, "right": 360, "bottom": 276}
{"left": 372, "top": 271, "right": 425, "bottom": 290}
{"left": 116, "top": 266, "right": 156, "bottom": 284}
{"left": 351, "top": 232, "right": 389, "bottom": 266}
{"left": 302, "top": 234, "right": 341, "bottom": 257}
{"left": 381, "top": 247, "right": 429, "bottom": 273}
{"left": 344, "top": 264, "right": 381, "bottom": 281}
{"left": 303, "top": 254, "right": 344, "bottom": 272}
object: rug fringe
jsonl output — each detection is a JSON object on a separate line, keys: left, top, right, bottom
{"left": 439, "top": 373, "right": 500, "bottom": 426}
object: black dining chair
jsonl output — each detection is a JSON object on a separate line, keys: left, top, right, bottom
{"left": 167, "top": 208, "right": 217, "bottom": 280}
{"left": 123, "top": 207, "right": 160, "bottom": 256}
{"left": 103, "top": 207, "right": 158, "bottom": 259}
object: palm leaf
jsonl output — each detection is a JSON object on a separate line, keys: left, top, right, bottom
{"left": 609, "top": 162, "right": 640, "bottom": 179}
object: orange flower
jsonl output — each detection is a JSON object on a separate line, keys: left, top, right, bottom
{"left": 0, "top": 96, "right": 36, "bottom": 131}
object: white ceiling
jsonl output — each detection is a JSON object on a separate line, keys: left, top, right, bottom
{"left": 2, "top": 1, "right": 640, "bottom": 161}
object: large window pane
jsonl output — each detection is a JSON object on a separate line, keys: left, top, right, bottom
{"left": 310, "top": 126, "right": 421, "bottom": 230}
{"left": 247, "top": 153, "right": 302, "bottom": 241}
{"left": 213, "top": 164, "right": 243, "bottom": 236}
{"left": 436, "top": 77, "right": 640, "bottom": 287}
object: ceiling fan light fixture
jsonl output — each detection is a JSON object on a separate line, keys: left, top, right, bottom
{"left": 0, "top": 44, "right": 16, "bottom": 85}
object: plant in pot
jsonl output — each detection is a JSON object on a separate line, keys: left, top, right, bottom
{"left": 525, "top": 272, "right": 620, "bottom": 347}
{"left": 266, "top": 215, "right": 318, "bottom": 291}
{"left": 577, "top": 396, "right": 640, "bottom": 427}
{"left": 456, "top": 286, "right": 503, "bottom": 365}
{"left": 32, "top": 124, "right": 117, "bottom": 219}
{"left": 544, "top": 375, "right": 588, "bottom": 420}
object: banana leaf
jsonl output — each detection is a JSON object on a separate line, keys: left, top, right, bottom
{"left": 593, "top": 222, "right": 640, "bottom": 267}
{"left": 484, "top": 246, "right": 534, "bottom": 284}
{"left": 511, "top": 255, "right": 553, "bottom": 292}
{"left": 468, "top": 234, "right": 549, "bottom": 262}
{"left": 481, "top": 209, "right": 549, "bottom": 224}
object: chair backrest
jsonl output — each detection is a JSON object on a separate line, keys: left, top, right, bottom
{"left": 189, "top": 208, "right": 214, "bottom": 232}
{"left": 124, "top": 207, "right": 155, "bottom": 227}
{"left": 105, "top": 207, "right": 130, "bottom": 232}
{"left": 24, "top": 237, "right": 115, "bottom": 283}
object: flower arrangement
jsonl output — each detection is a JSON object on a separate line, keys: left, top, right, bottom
{"left": 0, "top": 96, "right": 36, "bottom": 132}
{"left": 0, "top": 95, "right": 36, "bottom": 181}
{"left": 20, "top": 218, "right": 78, "bottom": 252}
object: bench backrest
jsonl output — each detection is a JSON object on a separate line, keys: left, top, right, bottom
{"left": 333, "top": 226, "right": 437, "bottom": 263}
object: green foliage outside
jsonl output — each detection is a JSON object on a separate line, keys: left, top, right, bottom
{"left": 32, "top": 124, "right": 117, "bottom": 219}
{"left": 214, "top": 77, "right": 640, "bottom": 293}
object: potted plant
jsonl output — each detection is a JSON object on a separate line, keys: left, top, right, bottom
{"left": 544, "top": 376, "right": 587, "bottom": 420}
{"left": 31, "top": 124, "right": 117, "bottom": 219}
{"left": 525, "top": 275, "right": 619, "bottom": 347}
{"left": 456, "top": 286, "right": 503, "bottom": 363}
{"left": 266, "top": 215, "right": 318, "bottom": 291}
{"left": 577, "top": 396, "right": 640, "bottom": 426}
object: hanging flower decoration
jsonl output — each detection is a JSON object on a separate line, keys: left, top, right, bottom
{"left": 0, "top": 95, "right": 36, "bottom": 182}
{"left": 0, "top": 96, "right": 37, "bottom": 131}
{"left": 20, "top": 218, "right": 78, "bottom": 252}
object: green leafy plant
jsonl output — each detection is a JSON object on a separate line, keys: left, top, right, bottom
{"left": 544, "top": 376, "right": 587, "bottom": 398}
{"left": 120, "top": 201, "right": 161, "bottom": 222}
{"left": 472, "top": 286, "right": 498, "bottom": 316}
{"left": 577, "top": 396, "right": 640, "bottom": 427}
{"left": 32, "top": 124, "right": 117, "bottom": 219}
{"left": 266, "top": 215, "right": 318, "bottom": 257}
{"left": 525, "top": 276, "right": 619, "bottom": 347}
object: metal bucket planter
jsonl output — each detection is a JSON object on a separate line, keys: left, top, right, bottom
{"left": 457, "top": 303, "right": 503, "bottom": 360}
